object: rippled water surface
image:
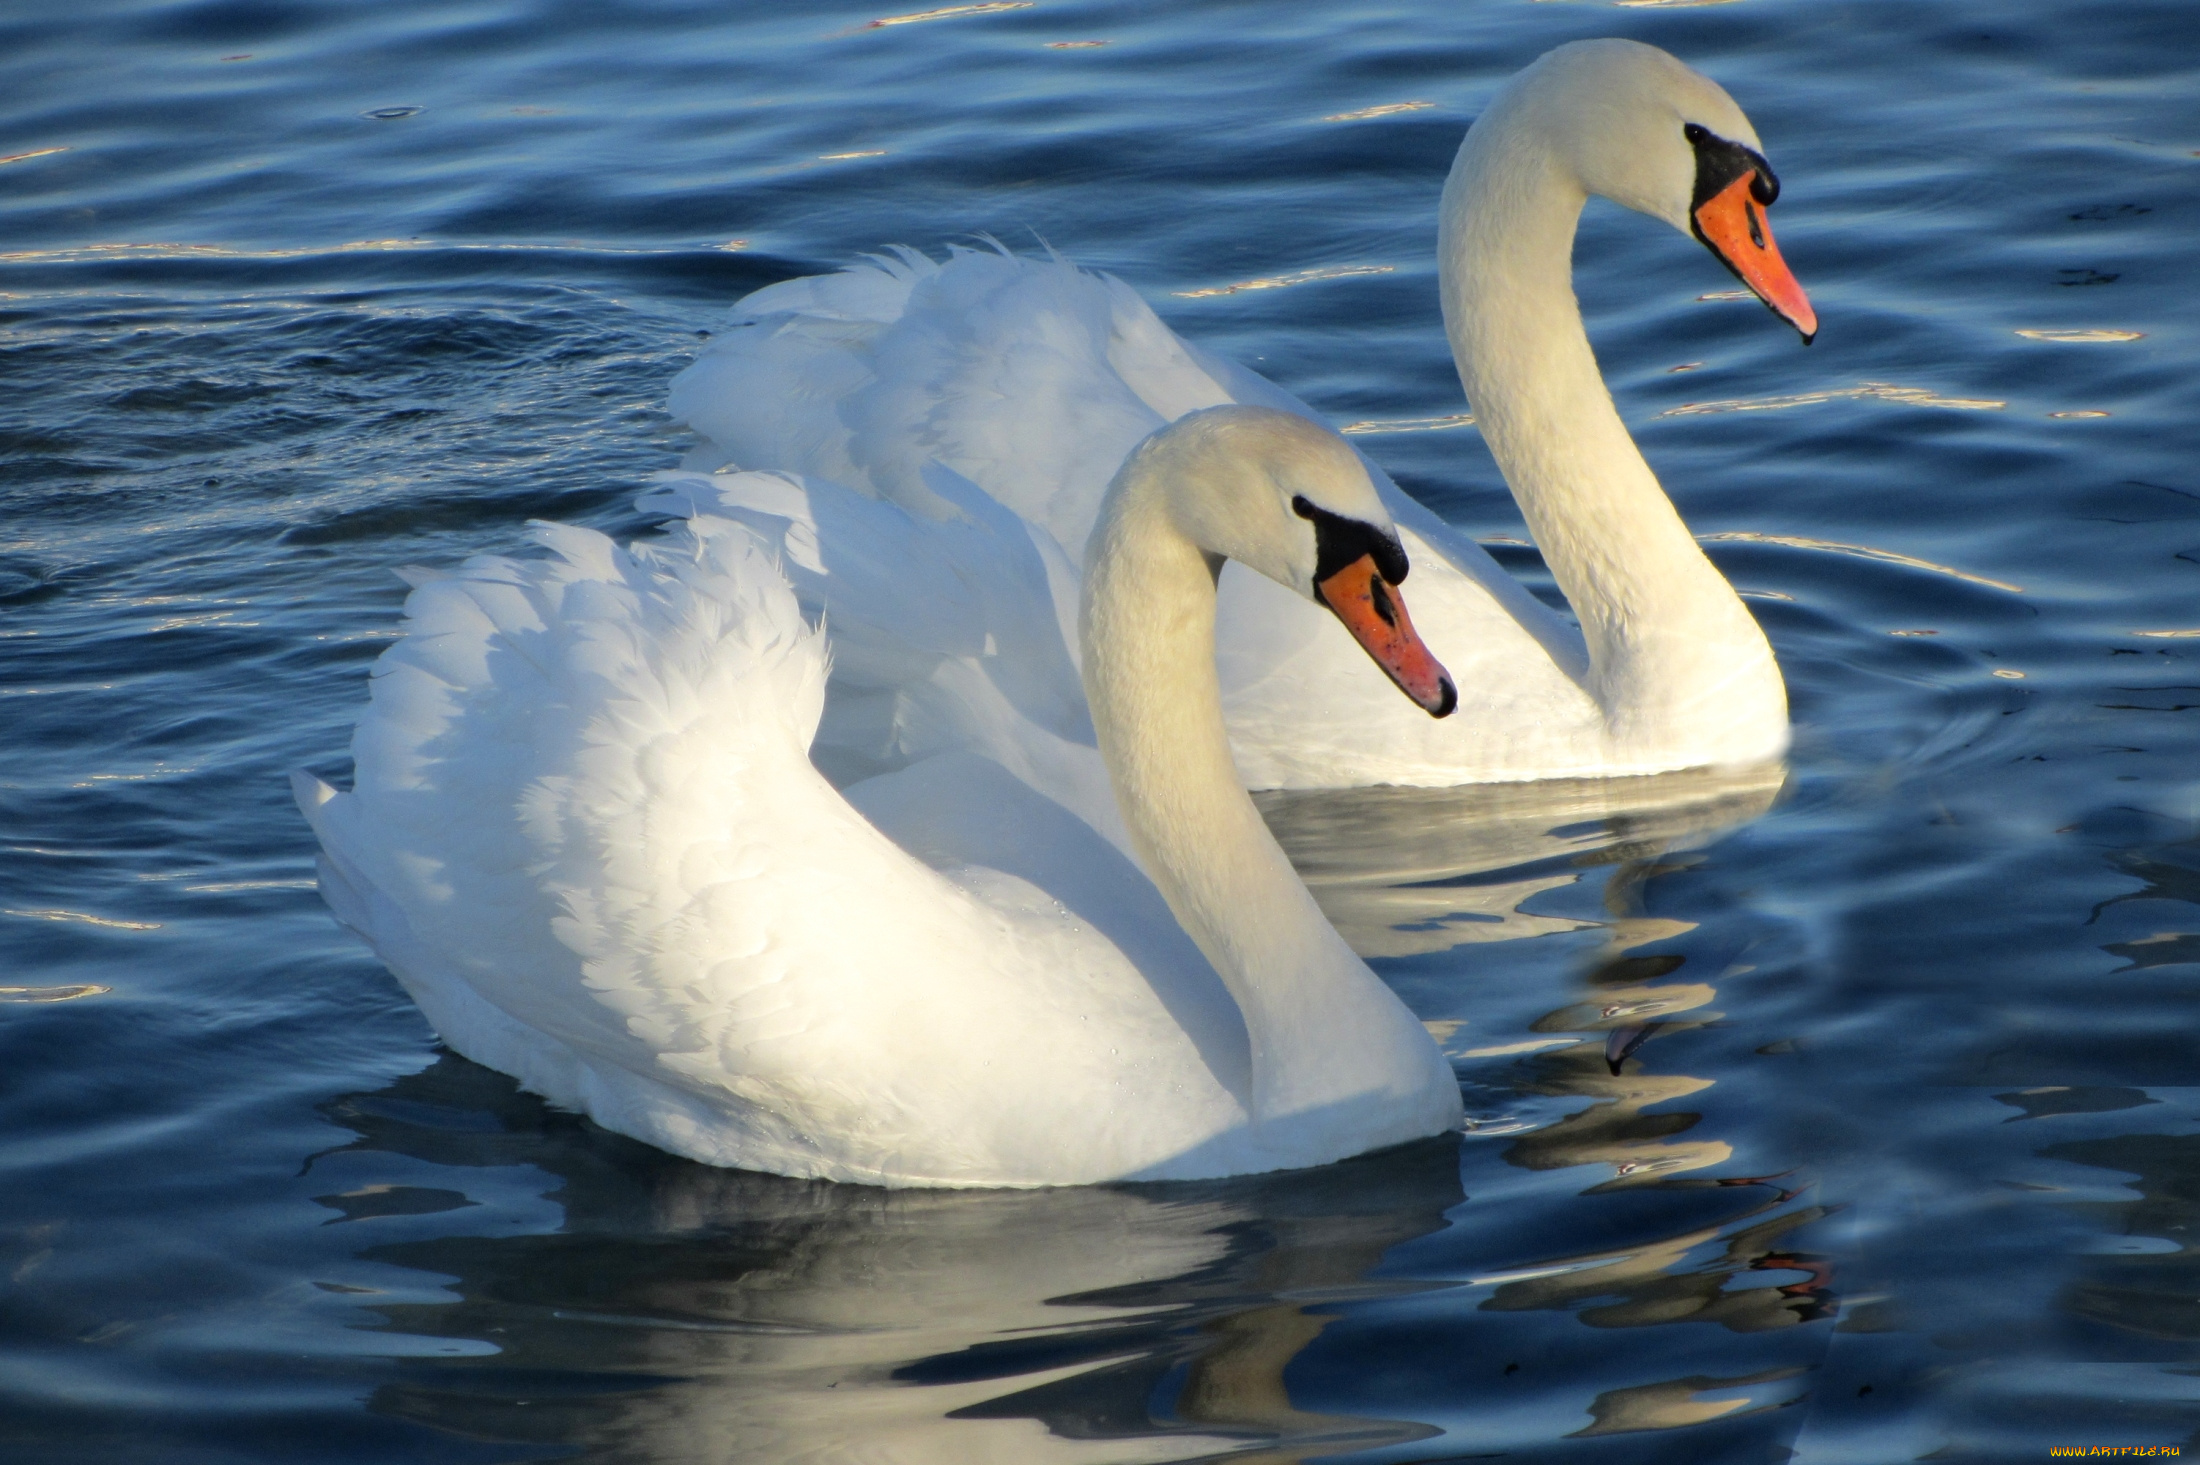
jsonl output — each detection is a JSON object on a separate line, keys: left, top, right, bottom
{"left": 7, "top": 1, "right": 2200, "bottom": 1460}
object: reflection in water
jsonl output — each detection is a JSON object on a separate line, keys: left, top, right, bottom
{"left": 1507, "top": 852, "right": 1737, "bottom": 1190}
{"left": 2043, "top": 1127, "right": 2200, "bottom": 1340}
{"left": 1478, "top": 832, "right": 1836, "bottom": 1350}
{"left": 1504, "top": 1042, "right": 1730, "bottom": 1188}
{"left": 1576, "top": 1365, "right": 1807, "bottom": 1437}
{"left": 1485, "top": 1198, "right": 1834, "bottom": 1334}
{"left": 1996, "top": 1085, "right": 2160, "bottom": 1123}
{"left": 1280, "top": 766, "right": 1837, "bottom": 1404}
{"left": 2096, "top": 833, "right": 2200, "bottom": 971}
{"left": 323, "top": 1059, "right": 1462, "bottom": 1462}
{"left": 1256, "top": 762, "right": 1784, "bottom": 957}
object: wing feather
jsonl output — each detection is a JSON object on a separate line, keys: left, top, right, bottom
{"left": 304, "top": 503, "right": 1242, "bottom": 1182}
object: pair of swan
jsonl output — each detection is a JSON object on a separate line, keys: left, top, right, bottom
{"left": 298, "top": 40, "right": 1815, "bottom": 1186}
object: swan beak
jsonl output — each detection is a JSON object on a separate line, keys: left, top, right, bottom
{"left": 1692, "top": 173, "right": 1817, "bottom": 343}
{"left": 1315, "top": 555, "right": 1457, "bottom": 718}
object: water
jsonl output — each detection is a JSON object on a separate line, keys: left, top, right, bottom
{"left": 5, "top": 0, "right": 2200, "bottom": 1458}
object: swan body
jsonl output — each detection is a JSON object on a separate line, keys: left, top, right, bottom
{"left": 671, "top": 39, "right": 1814, "bottom": 789}
{"left": 299, "top": 407, "right": 1463, "bottom": 1187}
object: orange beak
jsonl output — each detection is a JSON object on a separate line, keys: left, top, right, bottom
{"left": 1692, "top": 172, "right": 1817, "bottom": 342}
{"left": 1315, "top": 555, "right": 1456, "bottom": 717}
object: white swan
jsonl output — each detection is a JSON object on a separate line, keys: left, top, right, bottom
{"left": 296, "top": 407, "right": 1465, "bottom": 1187}
{"left": 670, "top": 39, "right": 1817, "bottom": 789}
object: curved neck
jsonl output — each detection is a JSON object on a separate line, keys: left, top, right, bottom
{"left": 1437, "top": 121, "right": 1781, "bottom": 749}
{"left": 1080, "top": 458, "right": 1418, "bottom": 1122}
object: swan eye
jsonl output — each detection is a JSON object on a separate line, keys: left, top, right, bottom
{"left": 1686, "top": 125, "right": 1781, "bottom": 215}
{"left": 1291, "top": 495, "right": 1409, "bottom": 586}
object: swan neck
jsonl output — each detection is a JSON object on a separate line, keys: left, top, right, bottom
{"left": 1080, "top": 456, "right": 1414, "bottom": 1121}
{"left": 1438, "top": 118, "right": 1780, "bottom": 744}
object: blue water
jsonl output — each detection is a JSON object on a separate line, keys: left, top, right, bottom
{"left": 6, "top": 0, "right": 2200, "bottom": 1459}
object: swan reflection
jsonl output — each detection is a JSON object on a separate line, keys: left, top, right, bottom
{"left": 324, "top": 1059, "right": 1461, "bottom": 1461}
{"left": 1261, "top": 769, "right": 1782, "bottom": 1188}
{"left": 1255, "top": 761, "right": 1783, "bottom": 957}
{"left": 1507, "top": 852, "right": 1739, "bottom": 1191}
{"left": 1270, "top": 762, "right": 1833, "bottom": 1343}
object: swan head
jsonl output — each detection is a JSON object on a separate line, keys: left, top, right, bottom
{"left": 1496, "top": 39, "right": 1817, "bottom": 341}
{"left": 1131, "top": 406, "right": 1457, "bottom": 717}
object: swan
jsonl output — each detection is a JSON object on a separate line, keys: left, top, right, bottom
{"left": 669, "top": 38, "right": 1817, "bottom": 789}
{"left": 296, "top": 406, "right": 1466, "bottom": 1187}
